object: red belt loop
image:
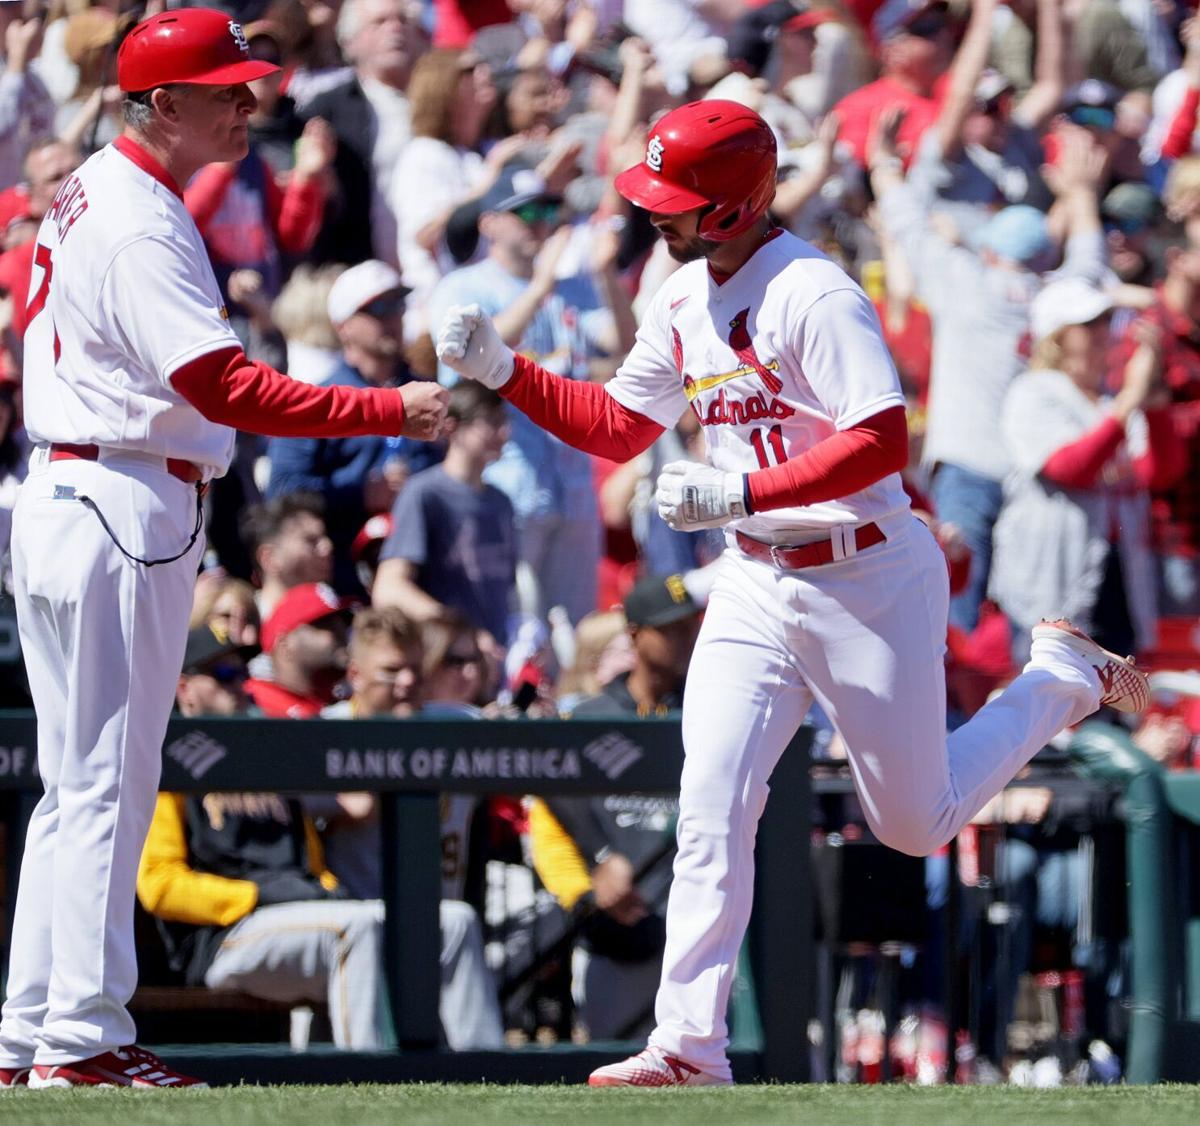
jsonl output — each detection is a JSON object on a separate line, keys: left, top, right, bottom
{"left": 48, "top": 443, "right": 204, "bottom": 486}
{"left": 735, "top": 522, "right": 886, "bottom": 569}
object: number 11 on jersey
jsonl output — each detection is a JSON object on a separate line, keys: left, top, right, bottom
{"left": 750, "top": 424, "right": 786, "bottom": 468}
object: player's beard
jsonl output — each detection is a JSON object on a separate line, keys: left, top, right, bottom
{"left": 664, "top": 233, "right": 720, "bottom": 263}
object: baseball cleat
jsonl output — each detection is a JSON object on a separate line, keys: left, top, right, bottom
{"left": 588, "top": 1046, "right": 731, "bottom": 1087}
{"left": 29, "top": 1045, "right": 207, "bottom": 1088}
{"left": 0, "top": 1066, "right": 29, "bottom": 1088}
{"left": 1031, "top": 619, "right": 1150, "bottom": 714}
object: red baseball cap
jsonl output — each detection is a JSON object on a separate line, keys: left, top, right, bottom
{"left": 118, "top": 8, "right": 281, "bottom": 93}
{"left": 351, "top": 513, "right": 394, "bottom": 563}
{"left": 261, "top": 582, "right": 354, "bottom": 654}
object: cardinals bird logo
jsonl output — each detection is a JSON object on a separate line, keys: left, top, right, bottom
{"left": 727, "top": 308, "right": 782, "bottom": 395}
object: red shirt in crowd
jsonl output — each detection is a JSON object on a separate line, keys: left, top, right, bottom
{"left": 833, "top": 76, "right": 942, "bottom": 168}
{"left": 246, "top": 678, "right": 328, "bottom": 719}
{"left": 1109, "top": 295, "right": 1200, "bottom": 557}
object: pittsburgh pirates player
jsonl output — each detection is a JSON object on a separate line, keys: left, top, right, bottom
{"left": 437, "top": 100, "right": 1149, "bottom": 1087}
{"left": 0, "top": 9, "right": 446, "bottom": 1089}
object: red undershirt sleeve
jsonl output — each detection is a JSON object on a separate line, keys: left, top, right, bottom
{"left": 744, "top": 404, "right": 908, "bottom": 513}
{"left": 171, "top": 345, "right": 406, "bottom": 438}
{"left": 1040, "top": 416, "right": 1125, "bottom": 489}
{"left": 500, "top": 354, "right": 664, "bottom": 462}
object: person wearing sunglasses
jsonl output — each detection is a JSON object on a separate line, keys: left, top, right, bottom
{"left": 174, "top": 622, "right": 256, "bottom": 718}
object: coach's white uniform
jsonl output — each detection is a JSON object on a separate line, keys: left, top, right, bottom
{"left": 0, "top": 139, "right": 239, "bottom": 1066}
{"left": 602, "top": 231, "right": 1102, "bottom": 1080}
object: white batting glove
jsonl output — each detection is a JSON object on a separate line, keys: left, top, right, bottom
{"left": 656, "top": 461, "right": 748, "bottom": 531}
{"left": 435, "top": 304, "right": 516, "bottom": 390}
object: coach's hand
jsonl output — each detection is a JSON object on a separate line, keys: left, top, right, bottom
{"left": 435, "top": 304, "right": 516, "bottom": 390}
{"left": 399, "top": 380, "right": 449, "bottom": 441}
{"left": 656, "top": 461, "right": 748, "bottom": 531}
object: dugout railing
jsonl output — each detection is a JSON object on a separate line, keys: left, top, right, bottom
{"left": 0, "top": 714, "right": 813, "bottom": 1086}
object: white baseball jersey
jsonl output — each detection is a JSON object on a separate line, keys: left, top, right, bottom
{"left": 22, "top": 138, "right": 240, "bottom": 475}
{"left": 605, "top": 229, "right": 910, "bottom": 538}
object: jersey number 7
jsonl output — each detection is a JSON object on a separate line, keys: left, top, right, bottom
{"left": 26, "top": 244, "right": 61, "bottom": 361}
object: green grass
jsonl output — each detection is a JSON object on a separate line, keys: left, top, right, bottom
{"left": 2, "top": 1084, "right": 1199, "bottom": 1126}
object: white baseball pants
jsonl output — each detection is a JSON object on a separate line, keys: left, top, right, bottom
{"left": 0, "top": 451, "right": 203, "bottom": 1066}
{"left": 646, "top": 514, "right": 1102, "bottom": 1080}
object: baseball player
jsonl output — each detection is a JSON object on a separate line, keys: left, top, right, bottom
{"left": 0, "top": 9, "right": 446, "bottom": 1089}
{"left": 436, "top": 100, "right": 1150, "bottom": 1087}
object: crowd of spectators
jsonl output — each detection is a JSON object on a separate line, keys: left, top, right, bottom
{"left": 2, "top": 0, "right": 1200, "bottom": 1084}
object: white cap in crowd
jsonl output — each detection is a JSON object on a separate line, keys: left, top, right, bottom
{"left": 326, "top": 260, "right": 408, "bottom": 325}
{"left": 1031, "top": 279, "right": 1115, "bottom": 342}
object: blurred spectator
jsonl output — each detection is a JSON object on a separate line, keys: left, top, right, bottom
{"left": 1072, "top": 0, "right": 1162, "bottom": 96}
{"left": 238, "top": 501, "right": 334, "bottom": 641}
{"left": 990, "top": 280, "right": 1183, "bottom": 664}
{"left": 0, "top": 10, "right": 55, "bottom": 191}
{"left": 622, "top": 0, "right": 737, "bottom": 97}
{"left": 567, "top": 572, "right": 701, "bottom": 720}
{"left": 429, "top": 163, "right": 627, "bottom": 627}
{"left": 418, "top": 612, "right": 495, "bottom": 714}
{"left": 138, "top": 626, "right": 392, "bottom": 1051}
{"left": 247, "top": 581, "right": 354, "bottom": 717}
{"left": 1108, "top": 216, "right": 1200, "bottom": 616}
{"left": 0, "top": 138, "right": 80, "bottom": 354}
{"left": 1148, "top": 14, "right": 1200, "bottom": 164}
{"left": 834, "top": 0, "right": 957, "bottom": 169}
{"left": 173, "top": 622, "right": 257, "bottom": 719}
{"left": 306, "top": 607, "right": 506, "bottom": 1049}
{"left": 302, "top": 0, "right": 426, "bottom": 267}
{"left": 184, "top": 103, "right": 334, "bottom": 354}
{"left": 554, "top": 608, "right": 632, "bottom": 714}
{"left": 908, "top": 0, "right": 1061, "bottom": 222}
{"left": 270, "top": 0, "right": 350, "bottom": 107}
{"left": 243, "top": 19, "right": 308, "bottom": 175}
{"left": 240, "top": 492, "right": 334, "bottom": 619}
{"left": 373, "top": 381, "right": 515, "bottom": 644}
{"left": 390, "top": 48, "right": 513, "bottom": 338}
{"left": 270, "top": 262, "right": 345, "bottom": 385}
{"left": 872, "top": 114, "right": 1109, "bottom": 631}
{"left": 323, "top": 606, "right": 422, "bottom": 720}
{"left": 54, "top": 6, "right": 122, "bottom": 154}
{"left": 267, "top": 261, "right": 422, "bottom": 594}
{"left": 1101, "top": 181, "right": 1163, "bottom": 287}
{"left": 190, "top": 574, "right": 262, "bottom": 651}
{"left": 530, "top": 573, "right": 702, "bottom": 1039}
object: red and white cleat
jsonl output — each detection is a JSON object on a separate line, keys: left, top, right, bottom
{"left": 29, "top": 1045, "right": 207, "bottom": 1089}
{"left": 0, "top": 1066, "right": 30, "bottom": 1089}
{"left": 588, "top": 1046, "right": 731, "bottom": 1088}
{"left": 1032, "top": 619, "right": 1150, "bottom": 714}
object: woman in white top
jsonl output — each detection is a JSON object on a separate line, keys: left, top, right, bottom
{"left": 990, "top": 278, "right": 1185, "bottom": 664}
{"left": 391, "top": 50, "right": 524, "bottom": 339}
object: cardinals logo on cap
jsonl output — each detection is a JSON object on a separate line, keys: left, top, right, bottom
{"left": 228, "top": 20, "right": 249, "bottom": 54}
{"left": 646, "top": 135, "right": 665, "bottom": 172}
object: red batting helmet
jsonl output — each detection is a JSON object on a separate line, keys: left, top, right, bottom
{"left": 614, "top": 101, "right": 778, "bottom": 242}
{"left": 118, "top": 8, "right": 281, "bottom": 93}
